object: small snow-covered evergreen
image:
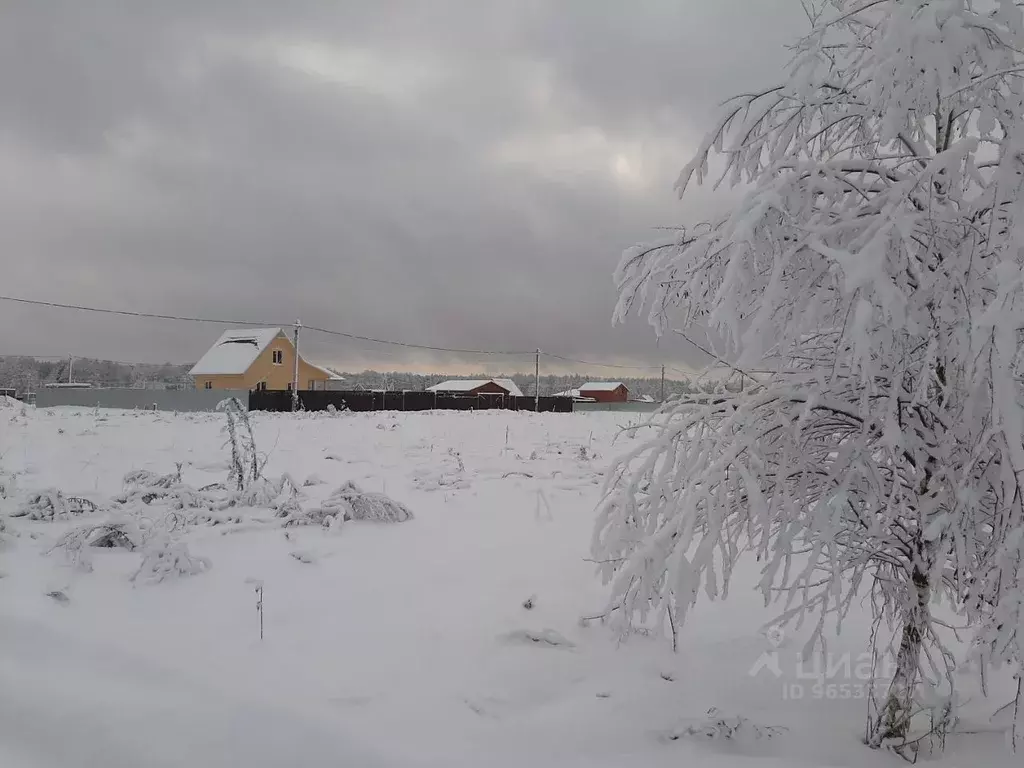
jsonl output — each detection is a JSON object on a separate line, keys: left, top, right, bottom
{"left": 597, "top": 0, "right": 1024, "bottom": 750}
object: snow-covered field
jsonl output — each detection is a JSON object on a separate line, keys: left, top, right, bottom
{"left": 0, "top": 402, "right": 1016, "bottom": 767}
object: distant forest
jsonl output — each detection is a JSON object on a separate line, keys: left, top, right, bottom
{"left": 0, "top": 356, "right": 193, "bottom": 394}
{"left": 0, "top": 356, "right": 727, "bottom": 399}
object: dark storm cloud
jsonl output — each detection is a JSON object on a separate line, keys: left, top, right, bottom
{"left": 0, "top": 0, "right": 802, "bottom": 372}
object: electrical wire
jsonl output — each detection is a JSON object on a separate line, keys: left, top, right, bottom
{"left": 0, "top": 294, "right": 689, "bottom": 372}
{"left": 0, "top": 295, "right": 278, "bottom": 328}
{"left": 302, "top": 325, "right": 535, "bottom": 357}
{"left": 541, "top": 352, "right": 663, "bottom": 371}
{"left": 0, "top": 295, "right": 536, "bottom": 357}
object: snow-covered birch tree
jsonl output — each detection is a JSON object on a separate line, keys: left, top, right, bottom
{"left": 595, "top": 0, "right": 1024, "bottom": 750}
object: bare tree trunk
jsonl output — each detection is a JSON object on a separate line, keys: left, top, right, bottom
{"left": 871, "top": 564, "right": 931, "bottom": 747}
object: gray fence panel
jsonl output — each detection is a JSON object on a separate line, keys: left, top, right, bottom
{"left": 35, "top": 388, "right": 249, "bottom": 412}
{"left": 572, "top": 401, "right": 662, "bottom": 413}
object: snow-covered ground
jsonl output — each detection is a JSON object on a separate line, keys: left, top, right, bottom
{"left": 0, "top": 403, "right": 1016, "bottom": 767}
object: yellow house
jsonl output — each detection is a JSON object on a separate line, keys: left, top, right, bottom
{"left": 189, "top": 328, "right": 342, "bottom": 391}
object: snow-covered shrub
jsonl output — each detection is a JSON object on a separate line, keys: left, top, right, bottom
{"left": 329, "top": 481, "right": 413, "bottom": 523}
{"left": 499, "top": 628, "right": 575, "bottom": 649}
{"left": 12, "top": 489, "right": 98, "bottom": 521}
{"left": 130, "top": 536, "right": 210, "bottom": 584}
{"left": 116, "top": 464, "right": 220, "bottom": 511}
{"left": 667, "top": 709, "right": 786, "bottom": 743}
{"left": 282, "top": 505, "right": 336, "bottom": 529}
{"left": 217, "top": 397, "right": 261, "bottom": 491}
{"left": 51, "top": 518, "right": 144, "bottom": 571}
{"left": 0, "top": 516, "right": 13, "bottom": 550}
{"left": 285, "top": 482, "right": 413, "bottom": 527}
{"left": 123, "top": 464, "right": 181, "bottom": 490}
{"left": 230, "top": 473, "right": 301, "bottom": 513}
{"left": 87, "top": 523, "right": 140, "bottom": 550}
{"left": 115, "top": 482, "right": 215, "bottom": 511}
{"left": 0, "top": 470, "right": 14, "bottom": 500}
{"left": 412, "top": 449, "right": 470, "bottom": 492}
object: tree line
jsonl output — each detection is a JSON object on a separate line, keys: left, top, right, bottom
{"left": 0, "top": 356, "right": 728, "bottom": 399}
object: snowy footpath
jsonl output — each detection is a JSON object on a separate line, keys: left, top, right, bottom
{"left": 0, "top": 403, "right": 1016, "bottom": 766}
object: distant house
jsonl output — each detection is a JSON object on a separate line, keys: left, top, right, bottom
{"left": 426, "top": 378, "right": 524, "bottom": 397}
{"left": 552, "top": 388, "right": 596, "bottom": 402}
{"left": 314, "top": 364, "right": 348, "bottom": 391}
{"left": 190, "top": 328, "right": 341, "bottom": 392}
{"left": 579, "top": 382, "right": 629, "bottom": 403}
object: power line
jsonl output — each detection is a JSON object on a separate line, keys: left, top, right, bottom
{"left": 541, "top": 352, "right": 663, "bottom": 372}
{"left": 0, "top": 295, "right": 536, "bottom": 357}
{"left": 0, "top": 294, "right": 692, "bottom": 371}
{"left": 302, "top": 325, "right": 534, "bottom": 357}
{"left": 0, "top": 295, "right": 278, "bottom": 328}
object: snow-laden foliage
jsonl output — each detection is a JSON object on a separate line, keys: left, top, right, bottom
{"left": 12, "top": 489, "right": 98, "bottom": 521}
{"left": 597, "top": 0, "right": 1024, "bottom": 751}
{"left": 123, "top": 465, "right": 182, "bottom": 491}
{"left": 0, "top": 469, "right": 15, "bottom": 500}
{"left": 232, "top": 473, "right": 301, "bottom": 513}
{"left": 667, "top": 709, "right": 787, "bottom": 743}
{"left": 217, "top": 397, "right": 262, "bottom": 491}
{"left": 130, "top": 535, "right": 211, "bottom": 585}
{"left": 412, "top": 449, "right": 470, "bottom": 491}
{"left": 116, "top": 472, "right": 215, "bottom": 512}
{"left": 332, "top": 482, "right": 414, "bottom": 523}
{"left": 286, "top": 482, "right": 414, "bottom": 527}
{"left": 319, "top": 483, "right": 415, "bottom": 528}
{"left": 52, "top": 517, "right": 147, "bottom": 572}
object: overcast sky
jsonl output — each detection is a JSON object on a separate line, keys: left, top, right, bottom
{"left": 0, "top": 1, "right": 801, "bottom": 375}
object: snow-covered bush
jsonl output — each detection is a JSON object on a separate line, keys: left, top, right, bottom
{"left": 285, "top": 482, "right": 413, "bottom": 527}
{"left": 115, "top": 464, "right": 220, "bottom": 511}
{"left": 130, "top": 536, "right": 210, "bottom": 584}
{"left": 52, "top": 518, "right": 145, "bottom": 571}
{"left": 412, "top": 449, "right": 470, "bottom": 492}
{"left": 0, "top": 516, "right": 14, "bottom": 550}
{"left": 115, "top": 481, "right": 216, "bottom": 511}
{"left": 330, "top": 482, "right": 414, "bottom": 523}
{"left": 217, "top": 397, "right": 261, "bottom": 491}
{"left": 0, "top": 468, "right": 14, "bottom": 499}
{"left": 12, "top": 489, "right": 98, "bottom": 521}
{"left": 596, "top": 0, "right": 1024, "bottom": 751}
{"left": 230, "top": 473, "right": 301, "bottom": 513}
{"left": 123, "top": 465, "right": 181, "bottom": 490}
{"left": 667, "top": 709, "right": 786, "bottom": 743}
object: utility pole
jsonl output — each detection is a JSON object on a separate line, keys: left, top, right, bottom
{"left": 534, "top": 348, "right": 541, "bottom": 412}
{"left": 292, "top": 319, "right": 301, "bottom": 412}
{"left": 660, "top": 365, "right": 665, "bottom": 403}
{"left": 68, "top": 355, "right": 74, "bottom": 384}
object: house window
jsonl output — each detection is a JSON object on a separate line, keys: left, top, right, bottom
{"left": 309, "top": 380, "right": 316, "bottom": 390}
{"left": 272, "top": 349, "right": 283, "bottom": 365}
{"left": 203, "top": 381, "right": 212, "bottom": 390}
{"left": 255, "top": 381, "right": 267, "bottom": 392}
{"left": 286, "top": 382, "right": 292, "bottom": 391}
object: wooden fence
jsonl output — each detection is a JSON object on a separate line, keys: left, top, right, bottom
{"left": 248, "top": 389, "right": 573, "bottom": 413}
